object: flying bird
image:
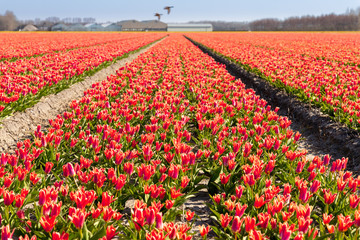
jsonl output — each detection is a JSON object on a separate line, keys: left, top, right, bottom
{"left": 154, "top": 13, "right": 163, "bottom": 21}
{"left": 164, "top": 6, "right": 174, "bottom": 14}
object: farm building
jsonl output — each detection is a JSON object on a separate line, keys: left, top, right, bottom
{"left": 67, "top": 23, "right": 87, "bottom": 31}
{"left": 101, "top": 23, "right": 122, "bottom": 31}
{"left": 142, "top": 20, "right": 167, "bottom": 31}
{"left": 167, "top": 23, "right": 213, "bottom": 32}
{"left": 18, "top": 24, "right": 38, "bottom": 31}
{"left": 51, "top": 23, "right": 69, "bottom": 31}
{"left": 85, "top": 23, "right": 104, "bottom": 31}
{"left": 118, "top": 20, "right": 166, "bottom": 31}
{"left": 118, "top": 20, "right": 144, "bottom": 31}
{"left": 36, "top": 22, "right": 53, "bottom": 31}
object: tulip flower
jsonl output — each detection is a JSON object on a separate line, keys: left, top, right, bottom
{"left": 323, "top": 213, "right": 334, "bottom": 225}
{"left": 155, "top": 212, "right": 163, "bottom": 229}
{"left": 106, "top": 225, "right": 118, "bottom": 240}
{"left": 40, "top": 215, "right": 57, "bottom": 232}
{"left": 257, "top": 213, "right": 270, "bottom": 229}
{"left": 323, "top": 189, "right": 337, "bottom": 205}
{"left": 101, "top": 192, "right": 115, "bottom": 207}
{"left": 337, "top": 214, "right": 354, "bottom": 232}
{"left": 3, "top": 190, "right": 15, "bottom": 206}
{"left": 231, "top": 216, "right": 243, "bottom": 233}
{"left": 199, "top": 225, "right": 210, "bottom": 237}
{"left": 235, "top": 185, "right": 244, "bottom": 199}
{"left": 68, "top": 208, "right": 87, "bottom": 229}
{"left": 166, "top": 200, "right": 174, "bottom": 209}
{"left": 220, "top": 213, "right": 233, "bottom": 228}
{"left": 349, "top": 194, "right": 360, "bottom": 209}
{"left": 220, "top": 173, "right": 231, "bottom": 185}
{"left": 45, "top": 162, "right": 54, "bottom": 174}
{"left": 254, "top": 194, "right": 265, "bottom": 208}
{"left": 279, "top": 222, "right": 292, "bottom": 240}
{"left": 185, "top": 210, "right": 195, "bottom": 221}
{"left": 52, "top": 231, "right": 69, "bottom": 240}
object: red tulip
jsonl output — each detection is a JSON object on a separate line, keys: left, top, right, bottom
{"left": 45, "top": 162, "right": 54, "bottom": 174}
{"left": 322, "top": 213, "right": 333, "bottom": 225}
{"left": 254, "top": 194, "right": 265, "bottom": 208}
{"left": 101, "top": 192, "right": 115, "bottom": 207}
{"left": 199, "top": 225, "right": 209, "bottom": 237}
{"left": 220, "top": 213, "right": 232, "bottom": 228}
{"left": 69, "top": 208, "right": 87, "bottom": 229}
{"left": 1, "top": 225, "right": 15, "bottom": 240}
{"left": 231, "top": 216, "right": 243, "bottom": 233}
{"left": 279, "top": 222, "right": 292, "bottom": 240}
{"left": 3, "top": 190, "right": 15, "bottom": 206}
{"left": 155, "top": 212, "right": 163, "bottom": 229}
{"left": 185, "top": 210, "right": 195, "bottom": 221}
{"left": 244, "top": 216, "right": 256, "bottom": 232}
{"left": 40, "top": 215, "right": 57, "bottom": 232}
{"left": 323, "top": 189, "right": 337, "bottom": 205}
{"left": 106, "top": 225, "right": 118, "bottom": 240}
{"left": 52, "top": 231, "right": 69, "bottom": 240}
{"left": 337, "top": 214, "right": 353, "bottom": 232}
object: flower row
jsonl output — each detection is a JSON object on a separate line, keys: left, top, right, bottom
{"left": 0, "top": 33, "right": 165, "bottom": 118}
{"left": 0, "top": 32, "right": 153, "bottom": 60}
{"left": 187, "top": 32, "right": 360, "bottom": 131}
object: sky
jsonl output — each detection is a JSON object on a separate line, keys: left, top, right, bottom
{"left": 1, "top": 0, "right": 360, "bottom": 23}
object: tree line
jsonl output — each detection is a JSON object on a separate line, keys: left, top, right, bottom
{"left": 248, "top": 13, "right": 359, "bottom": 31}
{"left": 191, "top": 8, "right": 360, "bottom": 31}
{"left": 1, "top": 8, "right": 360, "bottom": 31}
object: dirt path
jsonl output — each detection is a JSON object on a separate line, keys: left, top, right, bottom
{"left": 0, "top": 38, "right": 165, "bottom": 153}
{"left": 187, "top": 36, "right": 360, "bottom": 173}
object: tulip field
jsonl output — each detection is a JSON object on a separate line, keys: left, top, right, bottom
{"left": 0, "top": 32, "right": 162, "bottom": 61}
{"left": 0, "top": 32, "right": 165, "bottom": 118}
{"left": 1, "top": 32, "right": 360, "bottom": 240}
{"left": 187, "top": 32, "right": 360, "bottom": 131}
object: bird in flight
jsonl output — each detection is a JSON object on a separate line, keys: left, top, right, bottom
{"left": 154, "top": 13, "right": 163, "bottom": 21}
{"left": 164, "top": 6, "right": 174, "bottom": 14}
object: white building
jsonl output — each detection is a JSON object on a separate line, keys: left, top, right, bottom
{"left": 167, "top": 23, "right": 213, "bottom": 32}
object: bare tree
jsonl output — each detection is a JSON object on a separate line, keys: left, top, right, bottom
{"left": 250, "top": 12, "right": 359, "bottom": 31}
{"left": 190, "top": 8, "right": 360, "bottom": 32}
{"left": 0, "top": 11, "right": 18, "bottom": 31}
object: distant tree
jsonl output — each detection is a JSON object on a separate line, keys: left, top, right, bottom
{"left": 189, "top": 9, "right": 360, "bottom": 32}
{"left": 250, "top": 11, "right": 359, "bottom": 31}
{"left": 45, "top": 17, "right": 60, "bottom": 23}
{"left": 358, "top": 7, "right": 360, "bottom": 30}
{"left": 83, "top": 18, "right": 96, "bottom": 24}
{"left": 72, "top": 17, "right": 82, "bottom": 24}
{"left": 0, "top": 11, "right": 18, "bottom": 31}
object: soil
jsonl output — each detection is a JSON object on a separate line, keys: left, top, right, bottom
{"left": 187, "top": 36, "right": 360, "bottom": 173}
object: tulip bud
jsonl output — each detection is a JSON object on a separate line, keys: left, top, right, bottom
{"left": 155, "top": 212, "right": 163, "bottom": 229}
{"left": 231, "top": 216, "right": 242, "bottom": 233}
{"left": 1, "top": 225, "right": 14, "bottom": 240}
{"left": 45, "top": 162, "right": 54, "bottom": 174}
{"left": 67, "top": 163, "right": 75, "bottom": 177}
{"left": 17, "top": 210, "right": 25, "bottom": 220}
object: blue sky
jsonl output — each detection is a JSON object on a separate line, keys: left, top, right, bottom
{"left": 1, "top": 0, "right": 360, "bottom": 23}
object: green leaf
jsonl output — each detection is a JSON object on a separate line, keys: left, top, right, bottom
{"left": 315, "top": 233, "right": 333, "bottom": 240}
{"left": 83, "top": 222, "right": 90, "bottom": 240}
{"left": 209, "top": 166, "right": 222, "bottom": 183}
{"left": 208, "top": 180, "right": 220, "bottom": 196}
{"left": 33, "top": 230, "right": 47, "bottom": 238}
{"left": 90, "top": 226, "right": 106, "bottom": 240}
